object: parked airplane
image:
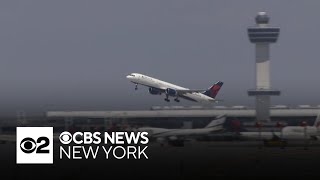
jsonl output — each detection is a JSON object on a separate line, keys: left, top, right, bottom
{"left": 126, "top": 73, "right": 223, "bottom": 103}
{"left": 240, "top": 114, "right": 320, "bottom": 141}
{"left": 137, "top": 115, "right": 226, "bottom": 146}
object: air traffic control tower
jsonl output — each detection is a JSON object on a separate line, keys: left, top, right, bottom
{"left": 247, "top": 12, "right": 280, "bottom": 122}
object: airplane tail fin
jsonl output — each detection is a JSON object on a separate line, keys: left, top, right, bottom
{"left": 203, "top": 81, "right": 223, "bottom": 99}
{"left": 314, "top": 113, "right": 320, "bottom": 128}
{"left": 205, "top": 114, "right": 226, "bottom": 129}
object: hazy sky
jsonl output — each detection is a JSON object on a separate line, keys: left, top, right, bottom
{"left": 0, "top": 0, "right": 320, "bottom": 115}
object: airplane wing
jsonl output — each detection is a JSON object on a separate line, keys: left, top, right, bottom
{"left": 175, "top": 89, "right": 206, "bottom": 94}
{"left": 154, "top": 87, "right": 203, "bottom": 94}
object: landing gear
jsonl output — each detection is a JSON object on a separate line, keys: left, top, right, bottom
{"left": 135, "top": 84, "right": 138, "bottom": 90}
{"left": 164, "top": 94, "right": 170, "bottom": 102}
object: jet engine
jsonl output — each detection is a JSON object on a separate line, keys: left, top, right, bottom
{"left": 165, "top": 88, "right": 177, "bottom": 96}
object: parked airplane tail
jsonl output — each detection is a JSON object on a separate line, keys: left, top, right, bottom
{"left": 314, "top": 113, "right": 320, "bottom": 128}
{"left": 205, "top": 115, "right": 226, "bottom": 128}
{"left": 203, "top": 81, "right": 223, "bottom": 99}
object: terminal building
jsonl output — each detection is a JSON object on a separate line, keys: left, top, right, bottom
{"left": 46, "top": 105, "right": 320, "bottom": 132}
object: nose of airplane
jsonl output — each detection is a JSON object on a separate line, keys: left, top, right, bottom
{"left": 126, "top": 75, "right": 132, "bottom": 79}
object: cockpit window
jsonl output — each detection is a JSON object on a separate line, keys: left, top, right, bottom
{"left": 128, "top": 74, "right": 135, "bottom": 77}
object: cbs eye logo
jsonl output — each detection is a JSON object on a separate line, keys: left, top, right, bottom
{"left": 20, "top": 137, "right": 50, "bottom": 154}
{"left": 59, "top": 132, "right": 72, "bottom": 144}
{"left": 16, "top": 127, "right": 53, "bottom": 164}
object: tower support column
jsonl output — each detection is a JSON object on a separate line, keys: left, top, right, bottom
{"left": 247, "top": 12, "right": 280, "bottom": 122}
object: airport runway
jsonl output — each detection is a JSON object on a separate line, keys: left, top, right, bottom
{"left": 1, "top": 141, "right": 320, "bottom": 178}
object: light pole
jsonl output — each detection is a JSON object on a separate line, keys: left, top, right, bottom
{"left": 276, "top": 121, "right": 286, "bottom": 149}
{"left": 255, "top": 121, "right": 263, "bottom": 149}
{"left": 301, "top": 121, "right": 308, "bottom": 150}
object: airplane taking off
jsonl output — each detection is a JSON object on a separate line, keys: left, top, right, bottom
{"left": 126, "top": 73, "right": 223, "bottom": 103}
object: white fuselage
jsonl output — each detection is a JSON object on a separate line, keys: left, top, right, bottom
{"left": 240, "top": 126, "right": 320, "bottom": 140}
{"left": 126, "top": 73, "right": 214, "bottom": 102}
